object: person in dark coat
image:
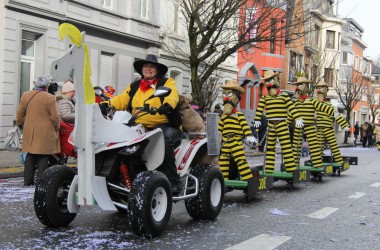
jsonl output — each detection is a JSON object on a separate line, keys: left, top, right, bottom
{"left": 354, "top": 121, "right": 359, "bottom": 145}
{"left": 367, "top": 123, "right": 373, "bottom": 147}
{"left": 257, "top": 115, "right": 268, "bottom": 152}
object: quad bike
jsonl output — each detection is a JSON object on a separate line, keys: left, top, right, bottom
{"left": 34, "top": 23, "right": 224, "bottom": 238}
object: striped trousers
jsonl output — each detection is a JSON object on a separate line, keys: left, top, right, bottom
{"left": 265, "top": 120, "right": 296, "bottom": 173}
{"left": 293, "top": 124, "right": 323, "bottom": 168}
{"left": 219, "top": 137, "right": 253, "bottom": 180}
{"left": 317, "top": 127, "right": 343, "bottom": 164}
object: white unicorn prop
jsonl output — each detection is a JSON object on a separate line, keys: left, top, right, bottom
{"left": 50, "top": 23, "right": 138, "bottom": 209}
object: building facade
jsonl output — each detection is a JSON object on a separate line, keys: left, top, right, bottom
{"left": 0, "top": 0, "right": 238, "bottom": 141}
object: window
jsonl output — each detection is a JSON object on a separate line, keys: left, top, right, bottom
{"left": 342, "top": 51, "right": 353, "bottom": 66}
{"left": 324, "top": 68, "right": 334, "bottom": 86}
{"left": 362, "top": 87, "right": 367, "bottom": 101}
{"left": 141, "top": 0, "right": 149, "bottom": 19}
{"left": 173, "top": 3, "right": 179, "bottom": 33}
{"left": 102, "top": 0, "right": 113, "bottom": 10}
{"left": 326, "top": 30, "right": 335, "bottom": 49}
{"left": 245, "top": 8, "right": 258, "bottom": 43}
{"left": 288, "top": 51, "right": 303, "bottom": 82}
{"left": 354, "top": 56, "right": 360, "bottom": 71}
{"left": 314, "top": 25, "right": 320, "bottom": 46}
{"left": 270, "top": 18, "right": 276, "bottom": 53}
{"left": 100, "top": 52, "right": 114, "bottom": 88}
{"left": 20, "top": 31, "right": 41, "bottom": 98}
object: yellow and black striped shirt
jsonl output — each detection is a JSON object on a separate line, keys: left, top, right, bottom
{"left": 254, "top": 95, "right": 300, "bottom": 121}
{"left": 218, "top": 111, "right": 252, "bottom": 137}
{"left": 316, "top": 101, "right": 348, "bottom": 128}
{"left": 294, "top": 98, "right": 334, "bottom": 125}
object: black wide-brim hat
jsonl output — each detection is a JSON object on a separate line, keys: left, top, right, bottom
{"left": 133, "top": 54, "right": 168, "bottom": 77}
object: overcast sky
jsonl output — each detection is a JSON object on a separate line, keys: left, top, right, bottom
{"left": 336, "top": 0, "right": 380, "bottom": 59}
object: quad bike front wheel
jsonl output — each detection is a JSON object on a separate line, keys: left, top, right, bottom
{"left": 34, "top": 165, "right": 77, "bottom": 227}
{"left": 127, "top": 171, "right": 172, "bottom": 237}
{"left": 185, "top": 164, "right": 224, "bottom": 220}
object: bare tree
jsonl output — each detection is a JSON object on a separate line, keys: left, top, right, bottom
{"left": 333, "top": 67, "right": 369, "bottom": 123}
{"left": 367, "top": 84, "right": 380, "bottom": 123}
{"left": 162, "top": 0, "right": 329, "bottom": 110}
{"left": 301, "top": 50, "right": 340, "bottom": 96}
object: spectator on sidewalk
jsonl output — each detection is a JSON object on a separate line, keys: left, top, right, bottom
{"left": 367, "top": 123, "right": 374, "bottom": 148}
{"left": 362, "top": 122, "right": 368, "bottom": 147}
{"left": 214, "top": 104, "right": 223, "bottom": 118}
{"left": 257, "top": 115, "right": 268, "bottom": 152}
{"left": 354, "top": 121, "right": 360, "bottom": 146}
{"left": 16, "top": 76, "right": 60, "bottom": 186}
{"left": 55, "top": 81, "right": 76, "bottom": 124}
{"left": 376, "top": 124, "right": 380, "bottom": 151}
{"left": 301, "top": 135, "right": 309, "bottom": 157}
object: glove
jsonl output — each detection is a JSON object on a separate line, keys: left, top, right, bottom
{"left": 253, "top": 120, "right": 261, "bottom": 128}
{"left": 157, "top": 103, "right": 173, "bottom": 115}
{"left": 295, "top": 119, "right": 304, "bottom": 128}
{"left": 246, "top": 136, "right": 257, "bottom": 146}
{"left": 99, "top": 101, "right": 111, "bottom": 115}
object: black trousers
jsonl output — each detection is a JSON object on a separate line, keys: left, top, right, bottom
{"left": 154, "top": 124, "right": 181, "bottom": 181}
{"left": 24, "top": 153, "right": 49, "bottom": 186}
{"left": 362, "top": 136, "right": 368, "bottom": 147}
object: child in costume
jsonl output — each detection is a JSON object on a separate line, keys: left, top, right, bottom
{"left": 253, "top": 70, "right": 304, "bottom": 173}
{"left": 218, "top": 80, "right": 256, "bottom": 180}
{"left": 315, "top": 81, "right": 348, "bottom": 164}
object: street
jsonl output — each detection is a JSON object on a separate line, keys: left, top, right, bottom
{"left": 0, "top": 147, "right": 379, "bottom": 250}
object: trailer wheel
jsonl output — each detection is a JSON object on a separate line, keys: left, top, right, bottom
{"left": 185, "top": 165, "right": 224, "bottom": 220}
{"left": 128, "top": 171, "right": 172, "bottom": 238}
{"left": 34, "top": 165, "right": 77, "bottom": 227}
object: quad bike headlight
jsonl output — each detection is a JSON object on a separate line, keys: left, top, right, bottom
{"left": 119, "top": 140, "right": 149, "bottom": 156}
{"left": 124, "top": 145, "right": 140, "bottom": 154}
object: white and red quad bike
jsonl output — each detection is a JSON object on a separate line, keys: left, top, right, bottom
{"left": 33, "top": 23, "right": 224, "bottom": 238}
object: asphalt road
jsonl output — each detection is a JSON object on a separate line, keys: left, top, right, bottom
{"left": 0, "top": 147, "right": 379, "bottom": 250}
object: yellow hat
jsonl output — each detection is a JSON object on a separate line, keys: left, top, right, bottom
{"left": 262, "top": 70, "right": 279, "bottom": 81}
{"left": 316, "top": 80, "right": 328, "bottom": 88}
{"left": 222, "top": 80, "right": 245, "bottom": 94}
{"left": 294, "top": 76, "right": 312, "bottom": 86}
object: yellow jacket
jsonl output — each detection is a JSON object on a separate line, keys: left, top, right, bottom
{"left": 110, "top": 78, "right": 179, "bottom": 129}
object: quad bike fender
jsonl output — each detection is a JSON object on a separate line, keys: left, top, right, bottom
{"left": 127, "top": 129, "right": 165, "bottom": 170}
{"left": 91, "top": 176, "right": 117, "bottom": 211}
{"left": 175, "top": 138, "right": 208, "bottom": 176}
{"left": 67, "top": 175, "right": 80, "bottom": 213}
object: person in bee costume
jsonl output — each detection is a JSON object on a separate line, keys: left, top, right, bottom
{"left": 315, "top": 81, "right": 348, "bottom": 164}
{"left": 291, "top": 77, "right": 335, "bottom": 168}
{"left": 253, "top": 71, "right": 304, "bottom": 173}
{"left": 218, "top": 80, "right": 257, "bottom": 180}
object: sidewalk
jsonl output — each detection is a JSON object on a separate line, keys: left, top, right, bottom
{"left": 0, "top": 149, "right": 77, "bottom": 179}
{"left": 0, "top": 149, "right": 24, "bottom": 179}
{"left": 0, "top": 141, "right": 357, "bottom": 179}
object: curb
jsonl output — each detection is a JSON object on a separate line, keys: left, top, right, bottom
{"left": 0, "top": 145, "right": 356, "bottom": 180}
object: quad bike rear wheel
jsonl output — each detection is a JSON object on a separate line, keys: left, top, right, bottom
{"left": 34, "top": 165, "right": 77, "bottom": 227}
{"left": 127, "top": 171, "right": 172, "bottom": 237}
{"left": 185, "top": 164, "right": 224, "bottom": 220}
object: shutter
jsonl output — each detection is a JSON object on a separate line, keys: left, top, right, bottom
{"left": 100, "top": 52, "right": 113, "bottom": 88}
